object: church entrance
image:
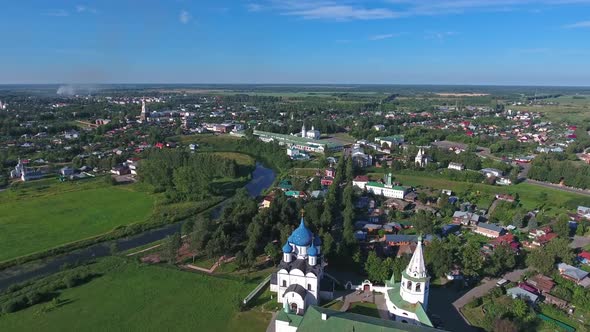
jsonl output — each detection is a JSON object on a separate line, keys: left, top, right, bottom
{"left": 290, "top": 302, "right": 298, "bottom": 313}
{"left": 363, "top": 284, "right": 370, "bottom": 292}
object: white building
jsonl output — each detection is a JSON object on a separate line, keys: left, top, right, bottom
{"left": 301, "top": 124, "right": 320, "bottom": 140}
{"left": 481, "top": 168, "right": 503, "bottom": 178}
{"left": 447, "top": 162, "right": 464, "bottom": 171}
{"left": 415, "top": 148, "right": 428, "bottom": 168}
{"left": 384, "top": 236, "right": 433, "bottom": 327}
{"left": 365, "top": 173, "right": 408, "bottom": 199}
{"left": 270, "top": 214, "right": 332, "bottom": 318}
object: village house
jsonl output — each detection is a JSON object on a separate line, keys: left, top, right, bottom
{"left": 577, "top": 206, "right": 590, "bottom": 219}
{"left": 526, "top": 274, "right": 555, "bottom": 294}
{"left": 452, "top": 211, "right": 481, "bottom": 226}
{"left": 495, "top": 194, "right": 515, "bottom": 203}
{"left": 557, "top": 263, "right": 590, "bottom": 287}
{"left": 473, "top": 222, "right": 505, "bottom": 238}
{"left": 506, "top": 287, "right": 539, "bottom": 304}
{"left": 447, "top": 162, "right": 465, "bottom": 171}
{"left": 383, "top": 198, "right": 410, "bottom": 211}
{"left": 544, "top": 293, "right": 569, "bottom": 309}
{"left": 578, "top": 251, "right": 590, "bottom": 265}
{"left": 481, "top": 168, "right": 503, "bottom": 178}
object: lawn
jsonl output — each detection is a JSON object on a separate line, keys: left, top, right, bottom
{"left": 347, "top": 302, "right": 381, "bottom": 318}
{"left": 390, "top": 173, "right": 590, "bottom": 214}
{"left": 0, "top": 257, "right": 270, "bottom": 332}
{"left": 0, "top": 179, "right": 155, "bottom": 262}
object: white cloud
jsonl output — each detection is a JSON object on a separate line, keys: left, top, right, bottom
{"left": 249, "top": 0, "right": 590, "bottom": 21}
{"left": 246, "top": 3, "right": 264, "bottom": 12}
{"left": 76, "top": 5, "right": 97, "bottom": 14}
{"left": 564, "top": 20, "right": 590, "bottom": 28}
{"left": 43, "top": 9, "right": 69, "bottom": 17}
{"left": 368, "top": 33, "right": 399, "bottom": 41}
{"left": 179, "top": 10, "right": 192, "bottom": 24}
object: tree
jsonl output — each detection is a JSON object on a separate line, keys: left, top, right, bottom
{"left": 527, "top": 215, "right": 538, "bottom": 229}
{"left": 424, "top": 238, "right": 452, "bottom": 278}
{"left": 553, "top": 215, "right": 571, "bottom": 238}
{"left": 493, "top": 318, "right": 518, "bottom": 332}
{"left": 264, "top": 243, "right": 281, "bottom": 265}
{"left": 526, "top": 248, "right": 554, "bottom": 275}
{"left": 163, "top": 232, "right": 182, "bottom": 264}
{"left": 512, "top": 211, "right": 524, "bottom": 228}
{"left": 462, "top": 242, "right": 484, "bottom": 277}
{"left": 511, "top": 298, "right": 528, "bottom": 319}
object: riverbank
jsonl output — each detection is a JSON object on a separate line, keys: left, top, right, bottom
{"left": 0, "top": 162, "right": 276, "bottom": 291}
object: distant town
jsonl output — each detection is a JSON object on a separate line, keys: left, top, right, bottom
{"left": 1, "top": 84, "right": 590, "bottom": 332}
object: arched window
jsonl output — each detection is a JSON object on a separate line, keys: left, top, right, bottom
{"left": 415, "top": 283, "right": 421, "bottom": 292}
{"left": 406, "top": 281, "right": 412, "bottom": 290}
{"left": 307, "top": 284, "right": 312, "bottom": 291}
{"left": 282, "top": 280, "right": 287, "bottom": 287}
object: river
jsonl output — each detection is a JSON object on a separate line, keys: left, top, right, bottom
{"left": 0, "top": 162, "right": 276, "bottom": 291}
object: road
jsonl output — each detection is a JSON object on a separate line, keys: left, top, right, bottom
{"left": 525, "top": 179, "right": 590, "bottom": 197}
{"left": 452, "top": 268, "right": 528, "bottom": 309}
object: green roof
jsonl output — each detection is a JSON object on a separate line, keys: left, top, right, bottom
{"left": 385, "top": 282, "right": 433, "bottom": 327}
{"left": 253, "top": 130, "right": 342, "bottom": 149}
{"left": 377, "top": 135, "right": 405, "bottom": 142}
{"left": 292, "top": 306, "right": 442, "bottom": 332}
{"left": 366, "top": 182, "right": 407, "bottom": 191}
{"left": 276, "top": 310, "right": 304, "bottom": 327}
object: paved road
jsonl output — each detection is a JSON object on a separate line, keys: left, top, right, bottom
{"left": 452, "top": 268, "right": 529, "bottom": 309}
{"left": 525, "top": 179, "right": 590, "bottom": 197}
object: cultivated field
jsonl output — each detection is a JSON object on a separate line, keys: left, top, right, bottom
{"left": 0, "top": 179, "right": 155, "bottom": 262}
{"left": 0, "top": 257, "right": 271, "bottom": 332}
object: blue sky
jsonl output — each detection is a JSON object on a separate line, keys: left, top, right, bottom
{"left": 1, "top": 0, "right": 589, "bottom": 85}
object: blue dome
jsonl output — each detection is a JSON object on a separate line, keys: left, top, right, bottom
{"left": 288, "top": 217, "right": 313, "bottom": 247}
{"left": 314, "top": 235, "right": 322, "bottom": 246}
{"left": 308, "top": 244, "right": 318, "bottom": 257}
{"left": 282, "top": 242, "right": 293, "bottom": 253}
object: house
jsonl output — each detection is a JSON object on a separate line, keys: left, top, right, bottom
{"left": 577, "top": 206, "right": 590, "bottom": 219}
{"left": 506, "top": 287, "right": 539, "bottom": 303}
{"left": 111, "top": 165, "right": 130, "bottom": 176}
{"left": 448, "top": 162, "right": 464, "bottom": 171}
{"left": 278, "top": 180, "right": 293, "bottom": 191}
{"left": 578, "top": 251, "right": 590, "bottom": 265}
{"left": 481, "top": 168, "right": 503, "bottom": 178}
{"left": 544, "top": 294, "right": 569, "bottom": 308}
{"left": 285, "top": 191, "right": 306, "bottom": 199}
{"left": 557, "top": 263, "right": 590, "bottom": 286}
{"left": 532, "top": 232, "right": 558, "bottom": 247}
{"left": 320, "top": 177, "right": 334, "bottom": 187}
{"left": 526, "top": 274, "right": 555, "bottom": 294}
{"left": 373, "top": 124, "right": 386, "bottom": 131}
{"left": 352, "top": 175, "right": 369, "bottom": 189}
{"left": 64, "top": 130, "right": 80, "bottom": 140}
{"left": 473, "top": 223, "right": 505, "bottom": 238}
{"left": 495, "top": 194, "right": 515, "bottom": 202}
{"left": 383, "top": 198, "right": 410, "bottom": 211}
{"left": 374, "top": 135, "right": 404, "bottom": 148}
{"left": 60, "top": 167, "right": 75, "bottom": 176}
{"left": 452, "top": 211, "right": 481, "bottom": 226}
{"left": 496, "top": 177, "right": 512, "bottom": 186}
{"left": 442, "top": 224, "right": 460, "bottom": 236}
{"left": 261, "top": 195, "right": 274, "bottom": 209}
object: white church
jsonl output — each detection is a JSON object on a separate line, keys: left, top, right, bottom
{"left": 270, "top": 214, "right": 332, "bottom": 316}
{"left": 415, "top": 148, "right": 429, "bottom": 168}
{"left": 300, "top": 123, "right": 320, "bottom": 140}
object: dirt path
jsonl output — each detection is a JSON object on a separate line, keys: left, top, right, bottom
{"left": 184, "top": 255, "right": 235, "bottom": 274}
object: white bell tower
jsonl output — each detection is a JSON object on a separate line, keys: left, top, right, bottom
{"left": 399, "top": 236, "right": 430, "bottom": 309}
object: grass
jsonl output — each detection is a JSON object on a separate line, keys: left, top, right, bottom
{"left": 346, "top": 302, "right": 381, "bottom": 318}
{"left": 211, "top": 152, "right": 255, "bottom": 167}
{"left": 388, "top": 172, "right": 590, "bottom": 215}
{"left": 322, "top": 299, "right": 344, "bottom": 311}
{"left": 0, "top": 257, "right": 270, "bottom": 332}
{"left": 0, "top": 179, "right": 155, "bottom": 262}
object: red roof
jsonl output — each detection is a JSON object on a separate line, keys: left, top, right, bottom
{"left": 493, "top": 233, "right": 515, "bottom": 245}
{"left": 354, "top": 175, "right": 369, "bottom": 182}
{"left": 537, "top": 232, "right": 558, "bottom": 244}
{"left": 579, "top": 251, "right": 590, "bottom": 260}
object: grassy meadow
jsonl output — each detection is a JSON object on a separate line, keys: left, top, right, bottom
{"left": 0, "top": 257, "right": 271, "bottom": 332}
{"left": 0, "top": 178, "right": 155, "bottom": 262}
{"left": 389, "top": 173, "right": 590, "bottom": 214}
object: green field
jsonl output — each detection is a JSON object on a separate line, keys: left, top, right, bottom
{"left": 0, "top": 179, "right": 155, "bottom": 262}
{"left": 390, "top": 173, "right": 590, "bottom": 214}
{"left": 0, "top": 257, "right": 271, "bottom": 332}
{"left": 511, "top": 95, "right": 590, "bottom": 123}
